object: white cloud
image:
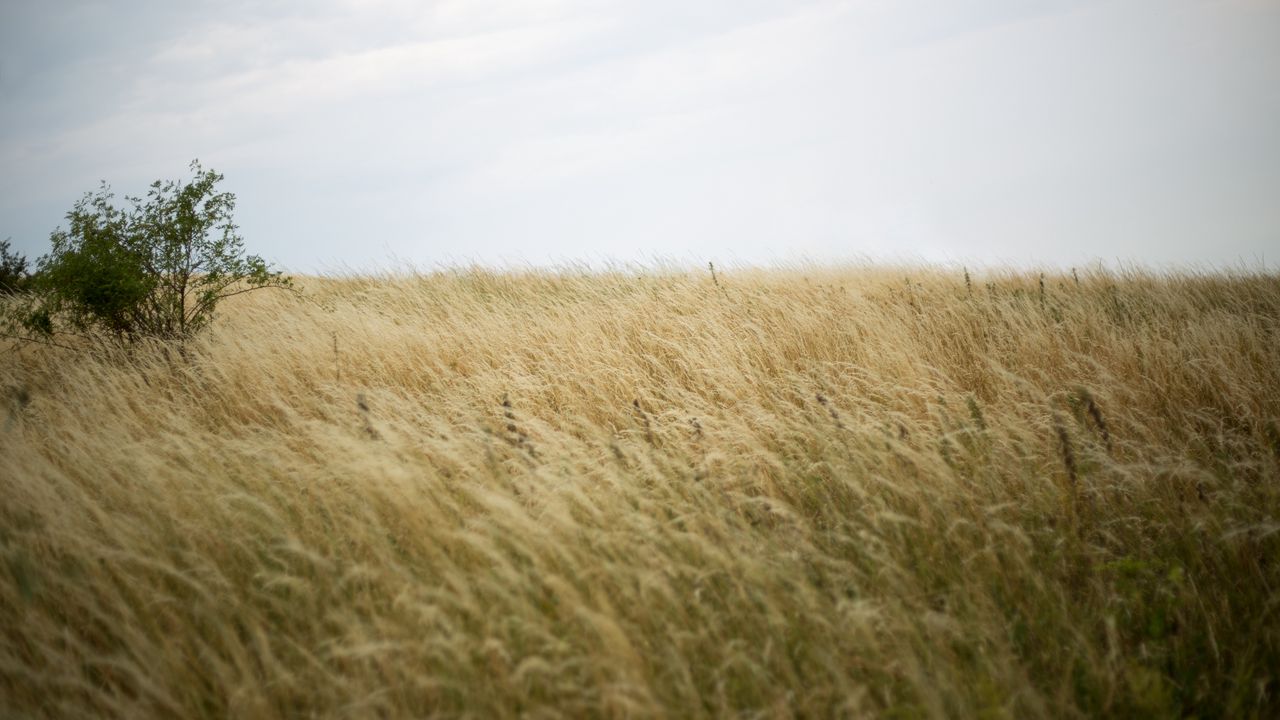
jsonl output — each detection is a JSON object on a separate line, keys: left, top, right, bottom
{"left": 2, "top": 0, "right": 1278, "bottom": 269}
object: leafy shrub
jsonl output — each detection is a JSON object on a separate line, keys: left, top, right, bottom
{"left": 0, "top": 239, "right": 29, "bottom": 295}
{"left": 3, "top": 161, "right": 291, "bottom": 345}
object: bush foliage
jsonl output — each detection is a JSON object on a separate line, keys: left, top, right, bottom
{"left": 3, "top": 161, "right": 290, "bottom": 344}
{"left": 0, "top": 239, "right": 29, "bottom": 295}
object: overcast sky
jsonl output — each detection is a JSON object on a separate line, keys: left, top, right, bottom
{"left": 2, "top": 0, "right": 1278, "bottom": 271}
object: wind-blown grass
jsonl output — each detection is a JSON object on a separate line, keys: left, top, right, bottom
{"left": 2, "top": 265, "right": 1278, "bottom": 717}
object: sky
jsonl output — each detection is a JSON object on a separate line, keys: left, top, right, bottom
{"left": 1, "top": 0, "right": 1278, "bottom": 272}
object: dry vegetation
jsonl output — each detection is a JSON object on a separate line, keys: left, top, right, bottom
{"left": 2, "top": 265, "right": 1279, "bottom": 718}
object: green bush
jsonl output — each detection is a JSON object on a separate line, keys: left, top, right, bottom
{"left": 4, "top": 161, "right": 291, "bottom": 345}
{"left": 0, "top": 239, "right": 29, "bottom": 295}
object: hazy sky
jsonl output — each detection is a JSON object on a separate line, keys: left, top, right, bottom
{"left": 2, "top": 0, "right": 1278, "bottom": 271}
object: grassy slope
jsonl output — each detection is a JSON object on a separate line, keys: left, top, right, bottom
{"left": 2, "top": 266, "right": 1279, "bottom": 718}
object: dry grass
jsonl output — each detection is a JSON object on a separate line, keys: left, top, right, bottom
{"left": 2, "top": 264, "right": 1279, "bottom": 718}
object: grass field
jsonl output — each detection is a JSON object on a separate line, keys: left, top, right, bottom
{"left": 2, "top": 265, "right": 1279, "bottom": 718}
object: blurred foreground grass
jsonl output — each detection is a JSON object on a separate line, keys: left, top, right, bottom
{"left": 2, "top": 265, "right": 1278, "bottom": 717}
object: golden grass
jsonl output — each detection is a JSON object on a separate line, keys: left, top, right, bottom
{"left": 2, "top": 264, "right": 1279, "bottom": 718}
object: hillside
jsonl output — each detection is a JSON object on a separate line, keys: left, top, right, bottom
{"left": 3, "top": 266, "right": 1279, "bottom": 717}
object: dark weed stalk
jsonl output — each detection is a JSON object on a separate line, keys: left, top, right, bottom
{"left": 815, "top": 393, "right": 844, "bottom": 429}
{"left": 333, "top": 332, "right": 341, "bottom": 384}
{"left": 690, "top": 417, "right": 707, "bottom": 481}
{"left": 1054, "top": 414, "right": 1078, "bottom": 488}
{"left": 1265, "top": 419, "right": 1280, "bottom": 469}
{"left": 708, "top": 261, "right": 730, "bottom": 301}
{"left": 502, "top": 394, "right": 537, "bottom": 457}
{"left": 966, "top": 395, "right": 987, "bottom": 432}
{"left": 1076, "top": 388, "right": 1113, "bottom": 454}
{"left": 357, "top": 393, "right": 380, "bottom": 440}
{"left": 633, "top": 399, "right": 655, "bottom": 445}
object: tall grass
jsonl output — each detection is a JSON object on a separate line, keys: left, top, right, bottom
{"left": 2, "top": 265, "right": 1278, "bottom": 717}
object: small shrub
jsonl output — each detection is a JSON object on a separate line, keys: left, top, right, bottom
{"left": 0, "top": 239, "right": 29, "bottom": 295}
{"left": 3, "top": 161, "right": 291, "bottom": 345}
